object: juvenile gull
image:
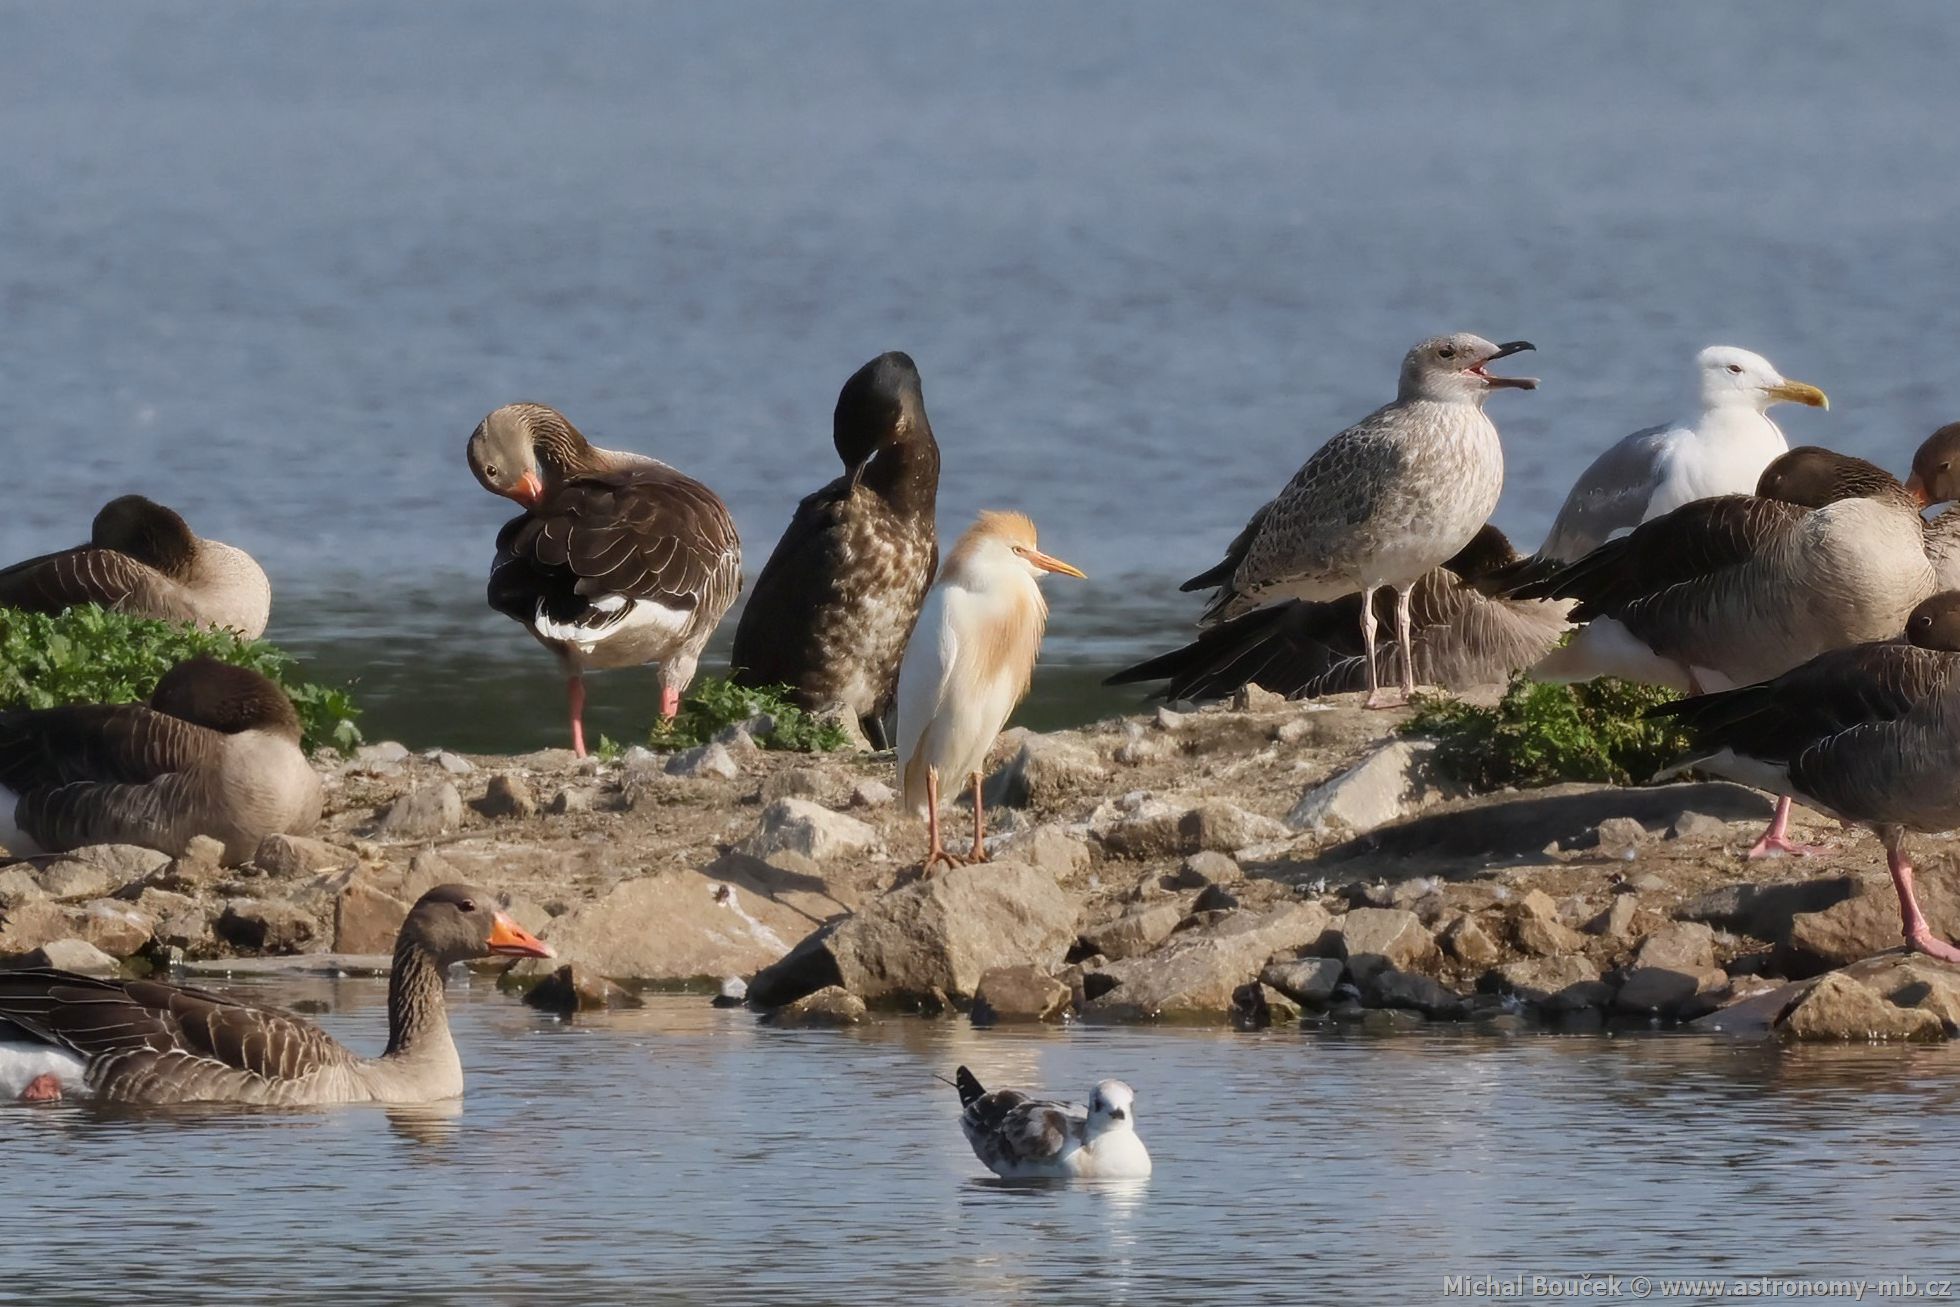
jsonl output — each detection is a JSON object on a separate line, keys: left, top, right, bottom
{"left": 1106, "top": 525, "right": 1567, "bottom": 702}
{"left": 1182, "top": 333, "right": 1536, "bottom": 707}
{"left": 1539, "top": 346, "right": 1828, "bottom": 563}
{"left": 1659, "top": 592, "right": 1960, "bottom": 962}
{"left": 952, "top": 1066, "right": 1151, "bottom": 1179}
{"left": 1514, "top": 447, "right": 1936, "bottom": 857}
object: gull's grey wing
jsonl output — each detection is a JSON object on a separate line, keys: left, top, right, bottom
{"left": 961, "top": 1089, "right": 1085, "bottom": 1171}
{"left": 1537, "top": 424, "right": 1684, "bottom": 564}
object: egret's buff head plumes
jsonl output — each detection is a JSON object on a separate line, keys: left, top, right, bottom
{"left": 1396, "top": 334, "right": 1537, "bottom": 405}
{"left": 1695, "top": 346, "right": 1828, "bottom": 414}
{"left": 895, "top": 510, "right": 1084, "bottom": 868}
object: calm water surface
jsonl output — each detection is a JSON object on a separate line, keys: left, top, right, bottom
{"left": 4, "top": 982, "right": 1956, "bottom": 1305}
{"left": 5, "top": 3, "right": 1960, "bottom": 747}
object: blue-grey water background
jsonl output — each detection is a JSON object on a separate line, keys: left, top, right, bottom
{"left": 5, "top": 1, "right": 1957, "bottom": 749}
{"left": 6, "top": 981, "right": 1960, "bottom": 1307}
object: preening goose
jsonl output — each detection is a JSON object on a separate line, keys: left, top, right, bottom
{"left": 896, "top": 512, "right": 1082, "bottom": 870}
{"left": 0, "top": 656, "right": 321, "bottom": 863}
{"left": 952, "top": 1066, "right": 1151, "bottom": 1180}
{"left": 730, "top": 352, "right": 940, "bottom": 748}
{"left": 1514, "top": 447, "right": 1937, "bottom": 857}
{"left": 1537, "top": 347, "right": 1827, "bottom": 563}
{"left": 1905, "top": 423, "right": 1960, "bottom": 589}
{"left": 1182, "top": 334, "right": 1535, "bottom": 708}
{"left": 468, "top": 403, "right": 743, "bottom": 757}
{"left": 1106, "top": 525, "right": 1566, "bottom": 703}
{"left": 0, "top": 495, "right": 271, "bottom": 638}
{"left": 0, "top": 884, "right": 553, "bottom": 1105}
{"left": 1659, "top": 593, "right": 1960, "bottom": 963}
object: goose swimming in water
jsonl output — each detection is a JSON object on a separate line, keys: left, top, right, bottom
{"left": 0, "top": 884, "right": 553, "bottom": 1105}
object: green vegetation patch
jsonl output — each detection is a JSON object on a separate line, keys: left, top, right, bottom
{"left": 0, "top": 605, "right": 363, "bottom": 754}
{"left": 646, "top": 675, "right": 851, "bottom": 753}
{"left": 1400, "top": 675, "right": 1691, "bottom": 790}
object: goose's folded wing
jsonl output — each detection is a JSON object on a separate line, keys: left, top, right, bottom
{"left": 0, "top": 702, "right": 219, "bottom": 790}
{"left": 0, "top": 547, "right": 191, "bottom": 621}
{"left": 0, "top": 970, "right": 356, "bottom": 1085}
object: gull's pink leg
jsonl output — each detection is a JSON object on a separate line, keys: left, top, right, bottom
{"left": 660, "top": 685, "right": 681, "bottom": 720}
{"left": 1746, "top": 795, "right": 1834, "bottom": 860}
{"left": 1887, "top": 834, "right": 1960, "bottom": 963}
{"left": 1360, "top": 586, "right": 1399, "bottom": 710}
{"left": 567, "top": 674, "right": 588, "bottom": 758}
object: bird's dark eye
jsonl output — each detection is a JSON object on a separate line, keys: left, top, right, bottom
{"left": 1438, "top": 346, "right": 1456, "bottom": 359}
{"left": 1941, "top": 462, "right": 1952, "bottom": 474}
{"left": 1727, "top": 364, "right": 1743, "bottom": 374}
{"left": 459, "top": 899, "right": 478, "bottom": 913}
{"left": 484, "top": 464, "right": 500, "bottom": 478}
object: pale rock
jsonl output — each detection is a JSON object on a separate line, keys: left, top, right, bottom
{"left": 764, "top": 986, "right": 868, "bottom": 1027}
{"left": 1441, "top": 914, "right": 1501, "bottom": 967}
{"left": 1776, "top": 971, "right": 1946, "bottom": 1041}
{"left": 377, "top": 783, "right": 463, "bottom": 838}
{"left": 1359, "top": 966, "right": 1468, "bottom": 1019}
{"left": 334, "top": 881, "right": 411, "bottom": 954}
{"left": 474, "top": 773, "right": 537, "bottom": 820}
{"left": 971, "top": 965, "right": 1072, "bottom": 1024}
{"left": 1589, "top": 895, "right": 1640, "bottom": 941}
{"left": 22, "top": 938, "right": 118, "bottom": 974}
{"left": 1495, "top": 955, "right": 1612, "bottom": 1011}
{"left": 1669, "top": 811, "right": 1731, "bottom": 841}
{"left": 850, "top": 780, "right": 896, "bottom": 809}
{"left": 1172, "top": 851, "right": 1240, "bottom": 889}
{"left": 1259, "top": 955, "right": 1345, "bottom": 1005}
{"left": 1233, "top": 684, "right": 1286, "bottom": 712}
{"left": 1009, "top": 826, "right": 1093, "bottom": 878}
{"left": 666, "top": 742, "right": 741, "bottom": 780}
{"left": 546, "top": 786, "right": 592, "bottom": 816}
{"left": 0, "top": 867, "right": 47, "bottom": 911}
{"left": 739, "top": 798, "right": 881, "bottom": 864}
{"left": 1334, "top": 907, "right": 1437, "bottom": 979}
{"left": 1636, "top": 922, "right": 1718, "bottom": 974}
{"left": 983, "top": 735, "right": 1109, "bottom": 809}
{"left": 750, "top": 862, "right": 1080, "bottom": 1008}
{"left": 711, "top": 724, "right": 763, "bottom": 765}
{"left": 1081, "top": 900, "right": 1187, "bottom": 961}
{"left": 254, "top": 834, "right": 353, "bottom": 877}
{"left": 1085, "top": 902, "right": 1332, "bottom": 1019}
{"left": 526, "top": 871, "right": 818, "bottom": 983}
{"left": 1592, "top": 816, "right": 1650, "bottom": 856}
{"left": 74, "top": 900, "right": 155, "bottom": 957}
{"left": 1509, "top": 889, "right": 1587, "bottom": 958}
{"left": 1784, "top": 865, "right": 1960, "bottom": 970}
{"left": 523, "top": 963, "right": 642, "bottom": 1014}
{"left": 36, "top": 861, "right": 110, "bottom": 902}
{"left": 215, "top": 899, "right": 321, "bottom": 954}
{"left": 1178, "top": 802, "right": 1291, "bottom": 854}
{"left": 68, "top": 844, "right": 173, "bottom": 883}
{"left": 1286, "top": 740, "right": 1459, "bottom": 834}
{"left": 433, "top": 751, "right": 475, "bottom": 775}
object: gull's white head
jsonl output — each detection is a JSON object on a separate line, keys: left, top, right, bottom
{"left": 1398, "top": 333, "right": 1538, "bottom": 405}
{"left": 944, "top": 511, "right": 1087, "bottom": 588}
{"left": 1696, "top": 346, "right": 1829, "bottom": 414}
{"left": 1086, "top": 1080, "right": 1138, "bottom": 1134}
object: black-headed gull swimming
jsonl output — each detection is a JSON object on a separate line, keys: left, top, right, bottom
{"left": 953, "top": 1065, "right": 1151, "bottom": 1179}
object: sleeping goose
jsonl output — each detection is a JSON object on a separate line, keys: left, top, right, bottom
{"left": 468, "top": 403, "right": 743, "bottom": 757}
{"left": 1658, "top": 592, "right": 1960, "bottom": 963}
{"left": 1513, "top": 447, "right": 1937, "bottom": 857}
{"left": 0, "top": 656, "right": 321, "bottom": 863}
{"left": 1538, "top": 347, "right": 1827, "bottom": 563}
{"left": 1106, "top": 525, "right": 1567, "bottom": 703}
{"left": 730, "top": 352, "right": 940, "bottom": 748}
{"left": 0, "top": 883, "right": 553, "bottom": 1104}
{"left": 952, "top": 1066, "right": 1151, "bottom": 1180}
{"left": 0, "top": 495, "right": 271, "bottom": 638}
{"left": 1182, "top": 334, "right": 1535, "bottom": 708}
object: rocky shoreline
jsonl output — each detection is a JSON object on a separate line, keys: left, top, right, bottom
{"left": 4, "top": 690, "right": 1958, "bottom": 1042}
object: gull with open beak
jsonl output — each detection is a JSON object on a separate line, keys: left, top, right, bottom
{"left": 896, "top": 511, "right": 1083, "bottom": 871}
{"left": 1182, "top": 333, "right": 1536, "bottom": 708}
{"left": 1538, "top": 346, "right": 1828, "bottom": 563}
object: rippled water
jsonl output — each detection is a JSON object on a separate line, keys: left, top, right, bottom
{"left": 6, "top": 981, "right": 1958, "bottom": 1305}
{"left": 6, "top": 3, "right": 1960, "bottom": 747}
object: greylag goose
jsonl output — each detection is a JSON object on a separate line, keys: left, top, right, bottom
{"left": 1905, "top": 423, "right": 1960, "bottom": 588}
{"left": 468, "top": 403, "right": 743, "bottom": 757}
{"left": 1105, "top": 525, "right": 1566, "bottom": 703}
{"left": 1513, "top": 447, "right": 1936, "bottom": 857}
{"left": 0, "top": 656, "right": 321, "bottom": 863}
{"left": 1181, "top": 334, "right": 1535, "bottom": 708}
{"left": 0, "top": 495, "right": 271, "bottom": 638}
{"left": 896, "top": 512, "right": 1082, "bottom": 870}
{"left": 952, "top": 1066, "right": 1151, "bottom": 1179}
{"left": 730, "top": 352, "right": 940, "bottom": 748}
{"left": 1658, "top": 592, "right": 1960, "bottom": 963}
{"left": 1537, "top": 347, "right": 1827, "bottom": 563}
{"left": 0, "top": 884, "right": 553, "bottom": 1104}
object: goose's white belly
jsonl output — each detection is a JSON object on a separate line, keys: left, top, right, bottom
{"left": 0, "top": 1042, "right": 87, "bottom": 1100}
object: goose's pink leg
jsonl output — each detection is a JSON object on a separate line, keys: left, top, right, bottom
{"left": 660, "top": 685, "right": 681, "bottom": 720}
{"left": 20, "top": 1073, "right": 61, "bottom": 1103}
{"left": 567, "top": 675, "right": 588, "bottom": 758}
{"left": 1888, "top": 836, "right": 1960, "bottom": 963}
{"left": 1745, "top": 795, "right": 1834, "bottom": 860}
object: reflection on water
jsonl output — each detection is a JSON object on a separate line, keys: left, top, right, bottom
{"left": 3, "top": 982, "right": 1956, "bottom": 1306}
